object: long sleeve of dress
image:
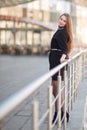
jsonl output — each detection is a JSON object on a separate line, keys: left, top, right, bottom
{"left": 56, "top": 30, "right": 68, "bottom": 54}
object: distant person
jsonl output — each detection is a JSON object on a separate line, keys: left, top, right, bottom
{"left": 48, "top": 13, "right": 73, "bottom": 124}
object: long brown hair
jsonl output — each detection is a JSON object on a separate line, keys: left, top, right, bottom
{"left": 60, "top": 13, "right": 73, "bottom": 53}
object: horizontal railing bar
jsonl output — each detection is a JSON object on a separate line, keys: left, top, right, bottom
{"left": 52, "top": 94, "right": 59, "bottom": 107}
{"left": 61, "top": 85, "right": 65, "bottom": 92}
{"left": 39, "top": 110, "right": 49, "bottom": 127}
{"left": 0, "top": 50, "right": 86, "bottom": 121}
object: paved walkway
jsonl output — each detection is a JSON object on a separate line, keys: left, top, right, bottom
{"left": 0, "top": 55, "right": 49, "bottom": 130}
{"left": 0, "top": 55, "right": 87, "bottom": 130}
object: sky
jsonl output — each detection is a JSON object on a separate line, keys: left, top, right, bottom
{"left": 49, "top": 0, "right": 71, "bottom": 13}
{"left": 49, "top": 0, "right": 57, "bottom": 6}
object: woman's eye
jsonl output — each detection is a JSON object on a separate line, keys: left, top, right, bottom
{"left": 61, "top": 18, "right": 66, "bottom": 23}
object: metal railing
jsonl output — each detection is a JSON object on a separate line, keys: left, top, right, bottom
{"left": 0, "top": 50, "right": 87, "bottom": 130}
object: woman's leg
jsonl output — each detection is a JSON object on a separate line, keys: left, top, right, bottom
{"left": 52, "top": 80, "right": 67, "bottom": 124}
{"left": 51, "top": 80, "right": 58, "bottom": 124}
{"left": 52, "top": 80, "right": 64, "bottom": 111}
{"left": 52, "top": 80, "right": 64, "bottom": 124}
{"left": 52, "top": 79, "right": 69, "bottom": 123}
{"left": 52, "top": 80, "right": 58, "bottom": 112}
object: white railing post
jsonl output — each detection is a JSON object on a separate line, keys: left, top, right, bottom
{"left": 73, "top": 60, "right": 76, "bottom": 102}
{"left": 68, "top": 64, "right": 72, "bottom": 113}
{"left": 85, "top": 52, "right": 87, "bottom": 79}
{"left": 70, "top": 63, "right": 73, "bottom": 110}
{"left": 63, "top": 67, "right": 67, "bottom": 130}
{"left": 83, "top": 95, "right": 87, "bottom": 130}
{"left": 82, "top": 53, "right": 85, "bottom": 80}
{"left": 48, "top": 85, "right": 52, "bottom": 130}
{"left": 75, "top": 59, "right": 78, "bottom": 98}
{"left": 57, "top": 72, "right": 62, "bottom": 130}
{"left": 72, "top": 62, "right": 75, "bottom": 108}
{"left": 84, "top": 53, "right": 86, "bottom": 79}
{"left": 79, "top": 55, "right": 83, "bottom": 84}
{"left": 33, "top": 100, "right": 39, "bottom": 130}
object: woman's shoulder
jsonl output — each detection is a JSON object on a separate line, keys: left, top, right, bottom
{"left": 54, "top": 28, "right": 66, "bottom": 37}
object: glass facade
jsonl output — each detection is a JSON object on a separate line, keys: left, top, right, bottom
{"left": 0, "top": 0, "right": 87, "bottom": 54}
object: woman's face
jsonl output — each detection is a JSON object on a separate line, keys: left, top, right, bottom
{"left": 58, "top": 15, "right": 67, "bottom": 27}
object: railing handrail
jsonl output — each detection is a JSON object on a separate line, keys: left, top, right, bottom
{"left": 0, "top": 50, "right": 85, "bottom": 121}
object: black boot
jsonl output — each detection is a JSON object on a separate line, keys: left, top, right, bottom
{"left": 52, "top": 112, "right": 57, "bottom": 124}
{"left": 66, "top": 111, "right": 69, "bottom": 122}
{"left": 61, "top": 110, "right": 69, "bottom": 123}
{"left": 61, "top": 110, "right": 64, "bottom": 122}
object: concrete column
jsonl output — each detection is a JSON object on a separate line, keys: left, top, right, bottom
{"left": 25, "top": 23, "right": 27, "bottom": 45}
{"left": 32, "top": 31, "right": 34, "bottom": 47}
{"left": 13, "top": 21, "right": 16, "bottom": 46}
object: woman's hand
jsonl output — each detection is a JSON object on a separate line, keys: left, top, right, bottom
{"left": 60, "top": 54, "right": 66, "bottom": 63}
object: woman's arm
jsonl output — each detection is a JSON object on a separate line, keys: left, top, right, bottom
{"left": 60, "top": 54, "right": 66, "bottom": 63}
{"left": 57, "top": 29, "right": 69, "bottom": 63}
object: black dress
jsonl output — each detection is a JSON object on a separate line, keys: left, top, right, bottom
{"left": 49, "top": 27, "right": 69, "bottom": 81}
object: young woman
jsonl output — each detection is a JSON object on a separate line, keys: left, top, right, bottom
{"left": 49, "top": 13, "right": 73, "bottom": 124}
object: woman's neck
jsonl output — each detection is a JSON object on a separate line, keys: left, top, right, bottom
{"left": 58, "top": 26, "right": 65, "bottom": 30}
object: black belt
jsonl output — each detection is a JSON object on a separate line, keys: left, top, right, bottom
{"left": 49, "top": 49, "right": 62, "bottom": 52}
{"left": 48, "top": 49, "right": 69, "bottom": 59}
